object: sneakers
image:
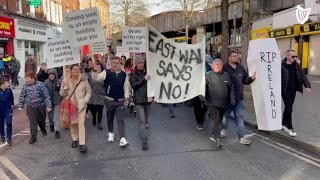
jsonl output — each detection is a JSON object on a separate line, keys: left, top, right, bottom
{"left": 239, "top": 137, "right": 252, "bottom": 145}
{"left": 108, "top": 132, "right": 114, "bottom": 142}
{"left": 119, "top": 137, "right": 129, "bottom": 147}
{"left": 50, "top": 125, "right": 55, "bottom": 133}
{"left": 197, "top": 124, "right": 204, "bottom": 130}
{"left": 142, "top": 141, "right": 148, "bottom": 150}
{"left": 220, "top": 129, "right": 227, "bottom": 138}
{"left": 41, "top": 129, "right": 47, "bottom": 136}
{"left": 210, "top": 137, "right": 223, "bottom": 148}
{"left": 1, "top": 137, "right": 5, "bottom": 144}
{"left": 7, "top": 139, "right": 12, "bottom": 146}
{"left": 282, "top": 126, "right": 297, "bottom": 137}
{"left": 79, "top": 145, "right": 87, "bottom": 153}
{"left": 145, "top": 123, "right": 149, "bottom": 129}
{"left": 71, "top": 141, "right": 78, "bottom": 148}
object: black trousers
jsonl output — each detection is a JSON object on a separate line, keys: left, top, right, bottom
{"left": 26, "top": 105, "right": 46, "bottom": 137}
{"left": 89, "top": 105, "right": 104, "bottom": 124}
{"left": 208, "top": 107, "right": 225, "bottom": 139}
{"left": 11, "top": 72, "right": 19, "bottom": 86}
{"left": 282, "top": 90, "right": 296, "bottom": 129}
{"left": 191, "top": 96, "right": 207, "bottom": 125}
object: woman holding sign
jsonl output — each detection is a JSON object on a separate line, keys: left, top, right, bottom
{"left": 60, "top": 64, "right": 92, "bottom": 153}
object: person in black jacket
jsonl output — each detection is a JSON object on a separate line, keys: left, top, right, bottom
{"left": 127, "top": 55, "right": 153, "bottom": 150}
{"left": 221, "top": 50, "right": 256, "bottom": 145}
{"left": 37, "top": 63, "right": 48, "bottom": 82}
{"left": 281, "top": 50, "right": 311, "bottom": 137}
{"left": 204, "top": 59, "right": 236, "bottom": 148}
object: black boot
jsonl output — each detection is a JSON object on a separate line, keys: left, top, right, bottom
{"left": 29, "top": 136, "right": 37, "bottom": 144}
{"left": 50, "top": 125, "right": 55, "bottom": 133}
{"left": 97, "top": 123, "right": 103, "bottom": 130}
{"left": 55, "top": 131, "right": 60, "bottom": 139}
{"left": 71, "top": 141, "right": 78, "bottom": 148}
{"left": 79, "top": 145, "right": 87, "bottom": 153}
{"left": 142, "top": 141, "right": 148, "bottom": 150}
{"left": 41, "top": 128, "right": 47, "bottom": 136}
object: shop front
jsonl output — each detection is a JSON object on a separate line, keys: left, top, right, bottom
{"left": 251, "top": 27, "right": 271, "bottom": 40}
{"left": 269, "top": 25, "right": 300, "bottom": 59}
{"left": 300, "top": 21, "right": 320, "bottom": 75}
{"left": 14, "top": 19, "right": 47, "bottom": 77}
{"left": 0, "top": 16, "right": 15, "bottom": 57}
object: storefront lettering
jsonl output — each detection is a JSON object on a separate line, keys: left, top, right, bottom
{"left": 0, "top": 22, "right": 10, "bottom": 30}
{"left": 275, "top": 31, "right": 286, "bottom": 36}
{"left": 315, "top": 24, "right": 320, "bottom": 30}
{"left": 19, "top": 27, "right": 46, "bottom": 36}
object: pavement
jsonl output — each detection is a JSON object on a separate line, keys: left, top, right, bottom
{"left": 0, "top": 104, "right": 320, "bottom": 179}
{"left": 244, "top": 75, "right": 320, "bottom": 154}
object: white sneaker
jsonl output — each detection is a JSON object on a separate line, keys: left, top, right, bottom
{"left": 239, "top": 137, "right": 252, "bottom": 145}
{"left": 119, "top": 137, "right": 129, "bottom": 147}
{"left": 108, "top": 132, "right": 114, "bottom": 142}
{"left": 220, "top": 129, "right": 227, "bottom": 138}
{"left": 288, "top": 129, "right": 297, "bottom": 137}
{"left": 282, "top": 126, "right": 290, "bottom": 133}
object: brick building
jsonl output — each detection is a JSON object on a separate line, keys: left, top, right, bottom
{"left": 0, "top": 0, "right": 80, "bottom": 77}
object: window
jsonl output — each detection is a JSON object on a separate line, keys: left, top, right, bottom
{"left": 16, "top": 0, "right": 22, "bottom": 13}
{"left": 30, "top": 5, "right": 36, "bottom": 17}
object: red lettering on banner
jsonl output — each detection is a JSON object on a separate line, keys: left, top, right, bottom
{"left": 0, "top": 16, "right": 15, "bottom": 38}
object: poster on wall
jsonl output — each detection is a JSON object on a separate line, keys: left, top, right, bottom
{"left": 46, "top": 38, "right": 81, "bottom": 69}
{"left": 247, "top": 38, "right": 282, "bottom": 131}
{"left": 62, "top": 7, "right": 105, "bottom": 47}
{"left": 147, "top": 25, "right": 205, "bottom": 104}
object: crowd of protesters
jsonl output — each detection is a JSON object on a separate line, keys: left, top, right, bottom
{"left": 0, "top": 49, "right": 311, "bottom": 153}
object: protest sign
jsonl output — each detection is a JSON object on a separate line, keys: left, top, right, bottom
{"left": 46, "top": 38, "right": 80, "bottom": 69}
{"left": 122, "top": 27, "right": 147, "bottom": 52}
{"left": 92, "top": 40, "right": 108, "bottom": 54}
{"left": 116, "top": 46, "right": 130, "bottom": 59}
{"left": 147, "top": 25, "right": 205, "bottom": 103}
{"left": 62, "top": 8, "right": 105, "bottom": 47}
{"left": 247, "top": 38, "right": 282, "bottom": 131}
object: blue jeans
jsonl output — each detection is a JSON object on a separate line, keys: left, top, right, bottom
{"left": 0, "top": 109, "right": 13, "bottom": 141}
{"left": 168, "top": 104, "right": 175, "bottom": 115}
{"left": 221, "top": 100, "right": 246, "bottom": 139}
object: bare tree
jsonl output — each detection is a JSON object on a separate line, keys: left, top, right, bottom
{"left": 162, "top": 0, "right": 207, "bottom": 44}
{"left": 221, "top": 0, "right": 229, "bottom": 61}
{"left": 240, "top": 0, "right": 250, "bottom": 66}
{"left": 110, "top": 0, "right": 150, "bottom": 27}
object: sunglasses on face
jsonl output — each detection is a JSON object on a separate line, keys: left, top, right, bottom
{"left": 292, "top": 56, "right": 297, "bottom": 58}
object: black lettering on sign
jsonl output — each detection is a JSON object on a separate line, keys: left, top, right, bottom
{"left": 156, "top": 60, "right": 193, "bottom": 81}
{"left": 159, "top": 82, "right": 182, "bottom": 100}
{"left": 179, "top": 50, "right": 188, "bottom": 64}
{"left": 189, "top": 49, "right": 202, "bottom": 64}
{"left": 149, "top": 29, "right": 158, "bottom": 53}
{"left": 272, "top": 109, "right": 276, "bottom": 119}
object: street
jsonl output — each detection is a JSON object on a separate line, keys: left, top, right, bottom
{"left": 0, "top": 104, "right": 319, "bottom": 180}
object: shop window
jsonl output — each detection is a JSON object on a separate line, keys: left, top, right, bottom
{"left": 17, "top": 40, "right": 23, "bottom": 49}
{"left": 30, "top": 5, "right": 36, "bottom": 17}
{"left": 25, "top": 41, "right": 29, "bottom": 49}
{"left": 16, "top": 0, "right": 22, "bottom": 13}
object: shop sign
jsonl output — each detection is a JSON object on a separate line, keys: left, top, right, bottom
{"left": 301, "top": 21, "right": 320, "bottom": 34}
{"left": 270, "top": 27, "right": 295, "bottom": 38}
{"left": 27, "top": 0, "right": 42, "bottom": 8}
{"left": 0, "top": 16, "right": 15, "bottom": 37}
{"left": 15, "top": 20, "right": 47, "bottom": 41}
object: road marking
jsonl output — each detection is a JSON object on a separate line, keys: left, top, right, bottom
{"left": 0, "top": 156, "right": 29, "bottom": 180}
{"left": 0, "top": 167, "right": 11, "bottom": 180}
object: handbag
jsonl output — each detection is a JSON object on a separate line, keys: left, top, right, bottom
{"left": 60, "top": 81, "right": 81, "bottom": 128}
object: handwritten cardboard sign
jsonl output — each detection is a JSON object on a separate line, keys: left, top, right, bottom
{"left": 62, "top": 8, "right": 105, "bottom": 47}
{"left": 46, "top": 38, "right": 80, "bottom": 69}
{"left": 122, "top": 27, "right": 147, "bottom": 52}
{"left": 247, "top": 38, "right": 282, "bottom": 131}
{"left": 147, "top": 25, "right": 205, "bottom": 103}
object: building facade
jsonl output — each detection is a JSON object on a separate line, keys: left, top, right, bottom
{"left": 0, "top": 0, "right": 80, "bottom": 77}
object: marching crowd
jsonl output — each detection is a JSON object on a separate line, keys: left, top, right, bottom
{"left": 0, "top": 49, "right": 311, "bottom": 153}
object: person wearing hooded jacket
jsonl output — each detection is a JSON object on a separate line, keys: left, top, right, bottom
{"left": 44, "top": 69, "right": 62, "bottom": 138}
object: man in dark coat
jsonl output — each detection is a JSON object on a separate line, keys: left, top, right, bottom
{"left": 127, "top": 55, "right": 152, "bottom": 150}
{"left": 204, "top": 59, "right": 236, "bottom": 148}
{"left": 25, "top": 54, "right": 37, "bottom": 74}
{"left": 37, "top": 63, "right": 48, "bottom": 82}
{"left": 281, "top": 50, "right": 311, "bottom": 137}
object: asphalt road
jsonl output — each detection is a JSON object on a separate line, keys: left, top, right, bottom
{"left": 0, "top": 104, "right": 319, "bottom": 180}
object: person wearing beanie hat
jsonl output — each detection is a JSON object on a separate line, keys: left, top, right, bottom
{"left": 127, "top": 55, "right": 153, "bottom": 150}
{"left": 44, "top": 69, "right": 62, "bottom": 138}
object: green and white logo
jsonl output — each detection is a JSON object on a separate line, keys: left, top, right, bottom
{"left": 27, "top": 0, "right": 42, "bottom": 8}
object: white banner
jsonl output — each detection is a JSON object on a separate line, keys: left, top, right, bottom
{"left": 46, "top": 38, "right": 80, "bottom": 69}
{"left": 116, "top": 46, "right": 130, "bottom": 59}
{"left": 122, "top": 27, "right": 147, "bottom": 52}
{"left": 147, "top": 25, "right": 205, "bottom": 103}
{"left": 62, "top": 8, "right": 105, "bottom": 47}
{"left": 92, "top": 41, "right": 108, "bottom": 54}
{"left": 247, "top": 38, "right": 282, "bottom": 131}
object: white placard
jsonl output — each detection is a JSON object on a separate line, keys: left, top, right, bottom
{"left": 46, "top": 38, "right": 81, "bottom": 69}
{"left": 147, "top": 25, "right": 205, "bottom": 103}
{"left": 247, "top": 38, "right": 282, "bottom": 131}
{"left": 116, "top": 46, "right": 130, "bottom": 58}
{"left": 92, "top": 41, "right": 108, "bottom": 54}
{"left": 122, "top": 27, "right": 147, "bottom": 52}
{"left": 62, "top": 8, "right": 105, "bottom": 47}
